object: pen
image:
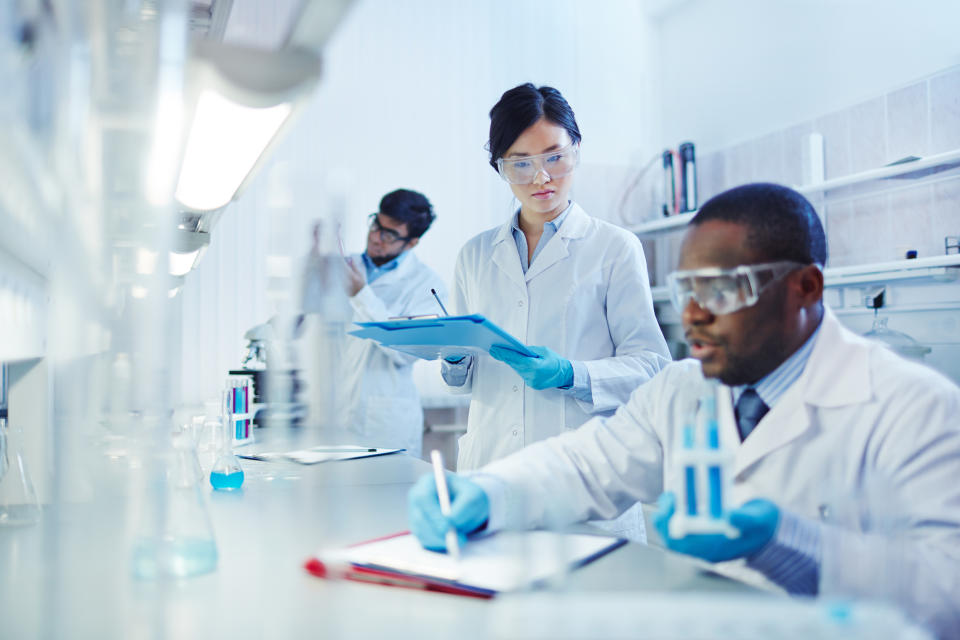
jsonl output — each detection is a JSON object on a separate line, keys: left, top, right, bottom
{"left": 430, "top": 288, "right": 449, "bottom": 316}
{"left": 430, "top": 449, "right": 460, "bottom": 560}
{"left": 310, "top": 447, "right": 378, "bottom": 453}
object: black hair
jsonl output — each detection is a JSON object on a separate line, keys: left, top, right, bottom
{"left": 691, "top": 183, "right": 827, "bottom": 266}
{"left": 487, "top": 83, "right": 581, "bottom": 172}
{"left": 378, "top": 188, "right": 435, "bottom": 239}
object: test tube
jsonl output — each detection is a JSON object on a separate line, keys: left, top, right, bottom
{"left": 682, "top": 423, "right": 697, "bottom": 516}
{"left": 679, "top": 142, "right": 697, "bottom": 213}
{"left": 662, "top": 150, "right": 676, "bottom": 217}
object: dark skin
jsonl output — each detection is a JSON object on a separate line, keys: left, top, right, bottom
{"left": 679, "top": 220, "right": 825, "bottom": 386}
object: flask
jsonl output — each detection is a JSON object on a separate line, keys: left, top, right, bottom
{"left": 210, "top": 389, "right": 244, "bottom": 490}
{"left": 131, "top": 430, "right": 218, "bottom": 578}
{"left": 0, "top": 416, "right": 41, "bottom": 526}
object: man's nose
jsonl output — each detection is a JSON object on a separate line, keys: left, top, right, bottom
{"left": 681, "top": 297, "right": 714, "bottom": 326}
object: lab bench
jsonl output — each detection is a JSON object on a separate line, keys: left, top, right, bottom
{"left": 0, "top": 429, "right": 762, "bottom": 640}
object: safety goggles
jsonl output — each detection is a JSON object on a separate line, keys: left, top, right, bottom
{"left": 368, "top": 213, "right": 412, "bottom": 244}
{"left": 666, "top": 260, "right": 807, "bottom": 315}
{"left": 496, "top": 143, "right": 580, "bottom": 184}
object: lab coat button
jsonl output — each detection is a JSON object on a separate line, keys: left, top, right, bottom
{"left": 512, "top": 429, "right": 519, "bottom": 436}
{"left": 513, "top": 385, "right": 519, "bottom": 392}
{"left": 517, "top": 300, "right": 524, "bottom": 307}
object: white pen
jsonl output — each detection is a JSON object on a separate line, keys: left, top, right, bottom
{"left": 430, "top": 449, "right": 460, "bottom": 560}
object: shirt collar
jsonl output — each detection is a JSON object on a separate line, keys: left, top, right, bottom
{"left": 510, "top": 201, "right": 573, "bottom": 234}
{"left": 362, "top": 249, "right": 409, "bottom": 274}
{"left": 733, "top": 320, "right": 823, "bottom": 410}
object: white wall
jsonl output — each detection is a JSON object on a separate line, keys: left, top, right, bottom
{"left": 178, "top": 0, "right": 663, "bottom": 406}
{"left": 657, "top": 0, "right": 960, "bottom": 152}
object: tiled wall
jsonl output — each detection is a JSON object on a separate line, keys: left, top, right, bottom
{"left": 692, "top": 65, "right": 960, "bottom": 269}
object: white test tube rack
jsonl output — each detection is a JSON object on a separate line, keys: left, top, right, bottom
{"left": 669, "top": 385, "right": 739, "bottom": 539}
{"left": 225, "top": 376, "right": 255, "bottom": 447}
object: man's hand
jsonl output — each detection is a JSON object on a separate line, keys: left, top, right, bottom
{"left": 344, "top": 257, "right": 366, "bottom": 297}
{"left": 408, "top": 472, "right": 490, "bottom": 551}
{"left": 653, "top": 492, "right": 780, "bottom": 563}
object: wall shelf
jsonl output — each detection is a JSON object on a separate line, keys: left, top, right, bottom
{"left": 629, "top": 147, "right": 960, "bottom": 237}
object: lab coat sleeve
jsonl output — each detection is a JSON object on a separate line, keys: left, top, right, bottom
{"left": 441, "top": 249, "right": 475, "bottom": 393}
{"left": 805, "top": 383, "right": 960, "bottom": 638}
{"left": 475, "top": 364, "right": 678, "bottom": 531}
{"left": 577, "top": 236, "right": 671, "bottom": 413}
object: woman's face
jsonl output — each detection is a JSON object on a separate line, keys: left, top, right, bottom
{"left": 501, "top": 118, "right": 575, "bottom": 221}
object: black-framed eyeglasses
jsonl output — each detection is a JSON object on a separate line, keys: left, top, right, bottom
{"left": 368, "top": 213, "right": 412, "bottom": 244}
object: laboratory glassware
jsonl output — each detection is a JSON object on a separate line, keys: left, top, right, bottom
{"left": 210, "top": 399, "right": 244, "bottom": 491}
{"left": 131, "top": 431, "right": 218, "bottom": 579}
{"left": 0, "top": 417, "right": 41, "bottom": 526}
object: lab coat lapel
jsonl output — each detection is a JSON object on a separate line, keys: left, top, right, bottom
{"left": 733, "top": 308, "right": 870, "bottom": 477}
{"left": 490, "top": 219, "right": 526, "bottom": 290}
{"left": 523, "top": 203, "right": 590, "bottom": 283}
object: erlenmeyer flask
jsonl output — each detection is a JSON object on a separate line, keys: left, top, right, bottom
{"left": 210, "top": 414, "right": 244, "bottom": 491}
{"left": 131, "top": 430, "right": 218, "bottom": 579}
{"left": 0, "top": 417, "right": 41, "bottom": 526}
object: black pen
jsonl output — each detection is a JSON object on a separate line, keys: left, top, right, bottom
{"left": 430, "top": 288, "right": 449, "bottom": 316}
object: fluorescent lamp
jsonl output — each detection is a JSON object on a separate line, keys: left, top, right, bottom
{"left": 172, "top": 42, "right": 320, "bottom": 213}
{"left": 169, "top": 248, "right": 202, "bottom": 277}
{"left": 169, "top": 229, "right": 210, "bottom": 276}
{"left": 175, "top": 91, "right": 291, "bottom": 211}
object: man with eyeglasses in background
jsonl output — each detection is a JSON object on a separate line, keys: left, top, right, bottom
{"left": 408, "top": 183, "right": 960, "bottom": 638}
{"left": 330, "top": 188, "right": 448, "bottom": 459}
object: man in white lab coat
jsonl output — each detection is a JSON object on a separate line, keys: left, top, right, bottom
{"left": 408, "top": 183, "right": 960, "bottom": 638}
{"left": 321, "top": 189, "right": 447, "bottom": 458}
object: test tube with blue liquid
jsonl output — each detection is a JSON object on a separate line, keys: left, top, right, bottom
{"left": 209, "top": 388, "right": 245, "bottom": 491}
{"left": 670, "top": 386, "right": 738, "bottom": 538}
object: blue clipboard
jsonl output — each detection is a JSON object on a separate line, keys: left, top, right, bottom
{"left": 348, "top": 314, "right": 537, "bottom": 361}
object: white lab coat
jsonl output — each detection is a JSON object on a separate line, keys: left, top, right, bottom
{"left": 333, "top": 252, "right": 448, "bottom": 459}
{"left": 445, "top": 202, "right": 671, "bottom": 471}
{"left": 476, "top": 308, "right": 960, "bottom": 638}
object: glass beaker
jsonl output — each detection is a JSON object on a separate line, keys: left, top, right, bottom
{"left": 131, "top": 431, "right": 218, "bottom": 579}
{"left": 0, "top": 417, "right": 41, "bottom": 526}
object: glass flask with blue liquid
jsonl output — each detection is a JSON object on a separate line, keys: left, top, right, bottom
{"left": 210, "top": 389, "right": 244, "bottom": 491}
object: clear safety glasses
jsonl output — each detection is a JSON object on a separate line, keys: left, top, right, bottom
{"left": 368, "top": 213, "right": 412, "bottom": 244}
{"left": 666, "top": 260, "right": 807, "bottom": 315}
{"left": 496, "top": 143, "right": 580, "bottom": 184}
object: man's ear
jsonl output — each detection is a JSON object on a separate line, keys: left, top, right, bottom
{"left": 406, "top": 237, "right": 420, "bottom": 250}
{"left": 795, "top": 264, "right": 823, "bottom": 305}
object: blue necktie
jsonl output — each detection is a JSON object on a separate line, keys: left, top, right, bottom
{"left": 735, "top": 388, "right": 769, "bottom": 441}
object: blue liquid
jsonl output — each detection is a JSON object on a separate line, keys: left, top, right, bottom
{"left": 132, "top": 537, "right": 218, "bottom": 579}
{"left": 210, "top": 469, "right": 244, "bottom": 490}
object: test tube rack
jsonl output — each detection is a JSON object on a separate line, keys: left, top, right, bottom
{"left": 225, "top": 376, "right": 254, "bottom": 447}
{"left": 669, "top": 385, "right": 739, "bottom": 539}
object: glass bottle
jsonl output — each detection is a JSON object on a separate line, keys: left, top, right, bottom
{"left": 0, "top": 417, "right": 41, "bottom": 526}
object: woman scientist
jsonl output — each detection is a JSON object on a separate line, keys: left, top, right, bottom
{"left": 443, "top": 83, "right": 670, "bottom": 487}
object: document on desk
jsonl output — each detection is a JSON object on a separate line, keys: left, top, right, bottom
{"left": 305, "top": 530, "right": 626, "bottom": 598}
{"left": 348, "top": 314, "right": 537, "bottom": 361}
{"left": 239, "top": 445, "right": 404, "bottom": 464}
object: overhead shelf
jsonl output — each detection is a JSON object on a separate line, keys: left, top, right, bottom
{"left": 629, "top": 147, "right": 960, "bottom": 237}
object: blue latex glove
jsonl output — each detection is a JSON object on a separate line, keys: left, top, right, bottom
{"left": 408, "top": 472, "right": 490, "bottom": 552}
{"left": 489, "top": 345, "right": 574, "bottom": 390}
{"left": 652, "top": 492, "right": 780, "bottom": 563}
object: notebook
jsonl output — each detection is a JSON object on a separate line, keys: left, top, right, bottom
{"left": 305, "top": 530, "right": 626, "bottom": 598}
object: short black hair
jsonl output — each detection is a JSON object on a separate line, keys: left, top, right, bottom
{"left": 487, "top": 83, "right": 581, "bottom": 172}
{"left": 691, "top": 183, "right": 827, "bottom": 266}
{"left": 379, "top": 188, "right": 435, "bottom": 239}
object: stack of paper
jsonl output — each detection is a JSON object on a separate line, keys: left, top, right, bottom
{"left": 240, "top": 445, "right": 404, "bottom": 464}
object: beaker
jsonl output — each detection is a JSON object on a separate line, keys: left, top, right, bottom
{"left": 131, "top": 430, "right": 218, "bottom": 579}
{"left": 209, "top": 416, "right": 244, "bottom": 491}
{"left": 0, "top": 417, "right": 41, "bottom": 526}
